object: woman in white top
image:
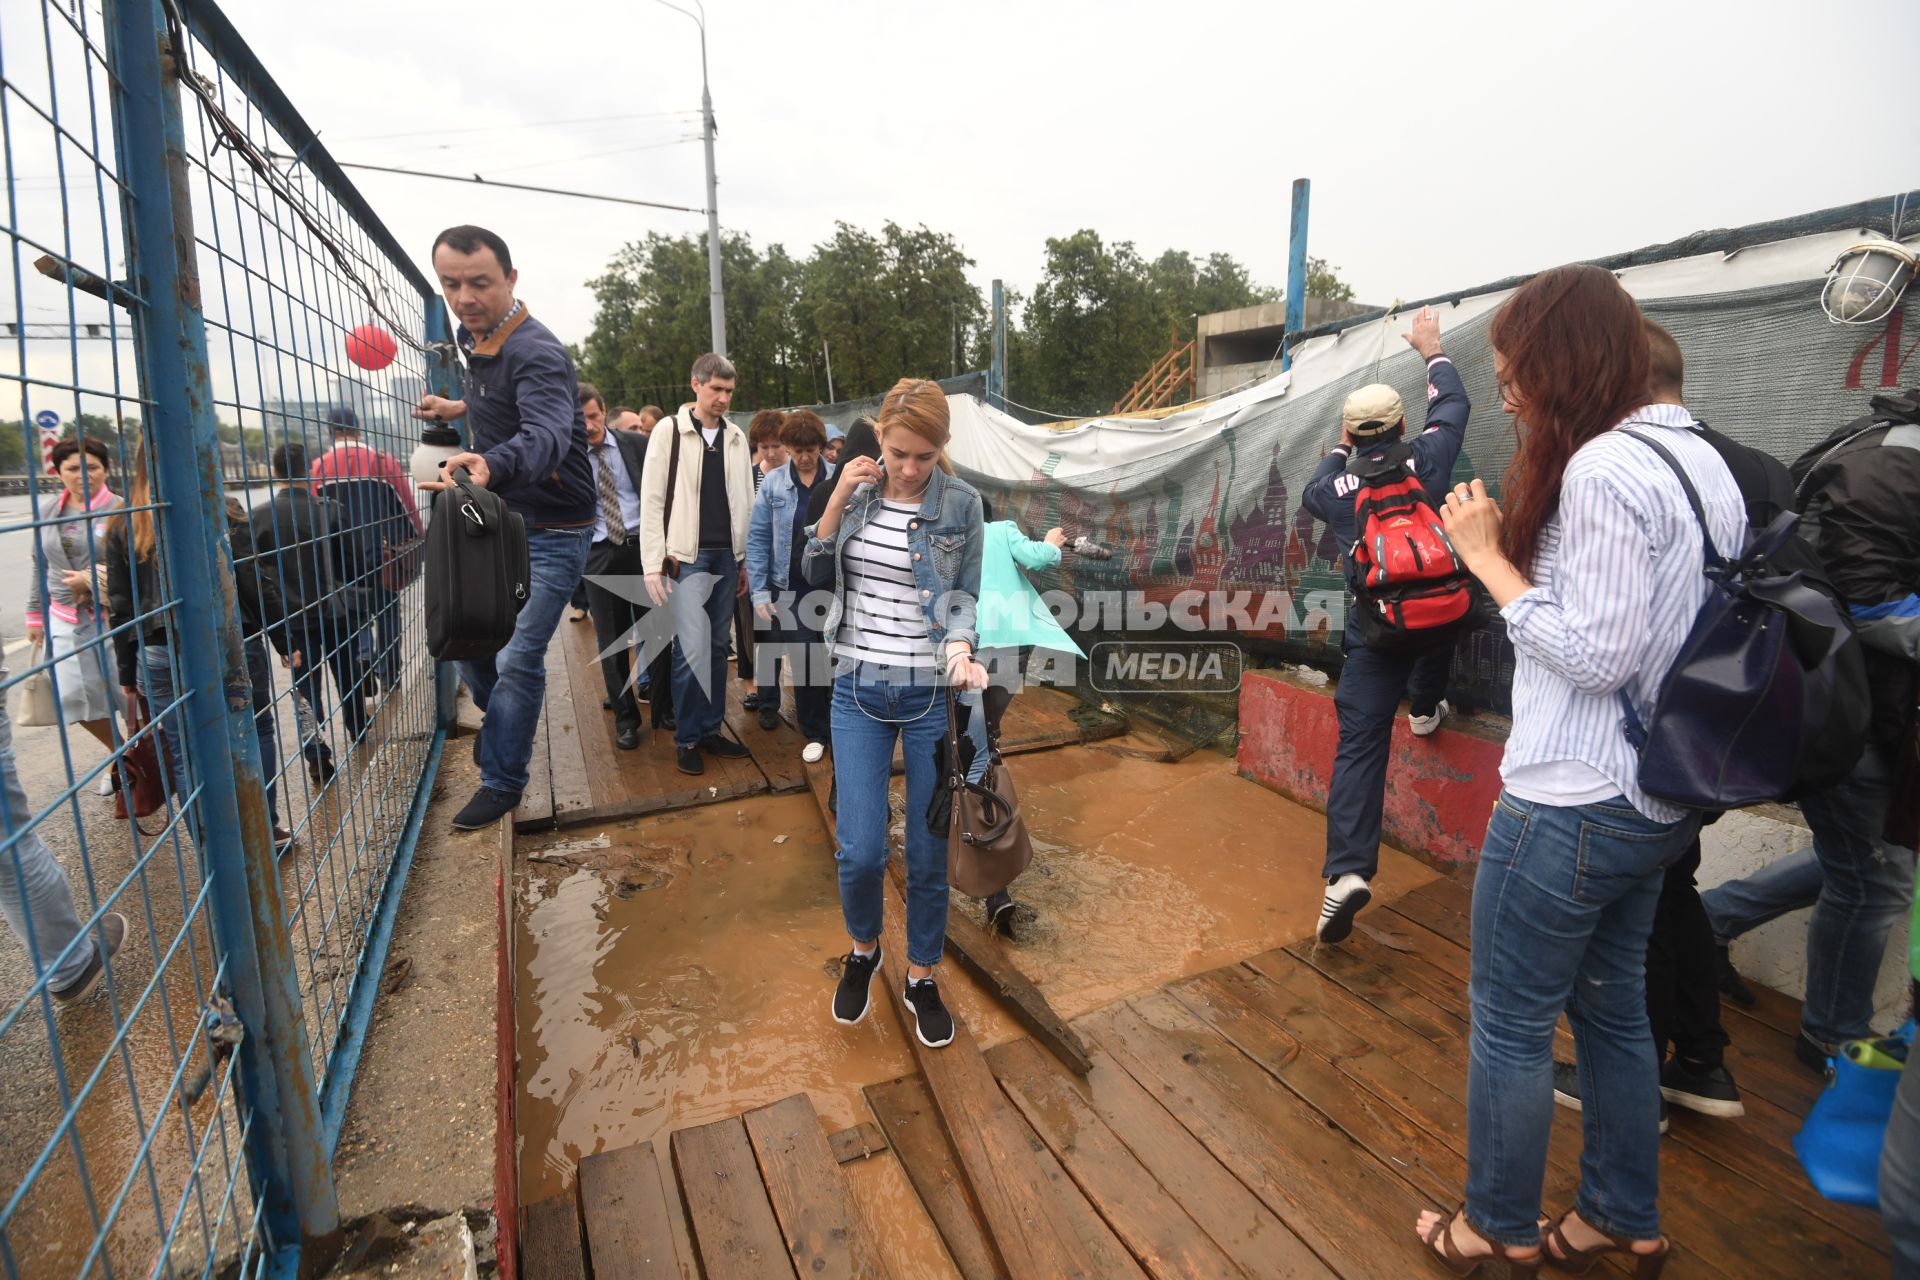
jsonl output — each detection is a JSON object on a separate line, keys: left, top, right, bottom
{"left": 1413, "top": 265, "right": 1744, "bottom": 1278}
{"left": 802, "top": 379, "right": 987, "bottom": 1050}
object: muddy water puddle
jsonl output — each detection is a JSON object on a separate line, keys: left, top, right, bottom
{"left": 514, "top": 740, "right": 1437, "bottom": 1268}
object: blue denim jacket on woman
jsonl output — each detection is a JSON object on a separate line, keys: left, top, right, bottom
{"left": 801, "top": 465, "right": 984, "bottom": 667}
{"left": 747, "top": 458, "right": 835, "bottom": 604}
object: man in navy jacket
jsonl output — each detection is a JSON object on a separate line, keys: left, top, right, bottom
{"left": 417, "top": 224, "right": 594, "bottom": 829}
{"left": 1300, "top": 305, "right": 1469, "bottom": 941}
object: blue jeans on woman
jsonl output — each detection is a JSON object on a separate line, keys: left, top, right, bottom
{"left": 1466, "top": 791, "right": 1701, "bottom": 1249}
{"left": 831, "top": 662, "right": 949, "bottom": 968}
{"left": 141, "top": 640, "right": 279, "bottom": 831}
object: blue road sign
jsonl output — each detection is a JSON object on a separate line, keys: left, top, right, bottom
{"left": 33, "top": 409, "right": 60, "bottom": 430}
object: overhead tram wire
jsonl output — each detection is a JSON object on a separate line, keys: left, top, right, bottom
{"left": 331, "top": 110, "right": 700, "bottom": 144}
{"left": 263, "top": 153, "right": 708, "bottom": 215}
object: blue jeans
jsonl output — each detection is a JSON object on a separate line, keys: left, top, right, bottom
{"left": 0, "top": 674, "right": 94, "bottom": 989}
{"left": 670, "top": 548, "right": 739, "bottom": 751}
{"left": 459, "top": 527, "right": 591, "bottom": 795}
{"left": 1881, "top": 1041, "right": 1920, "bottom": 1278}
{"left": 141, "top": 639, "right": 280, "bottom": 830}
{"left": 1325, "top": 638, "right": 1453, "bottom": 879}
{"left": 831, "top": 663, "right": 949, "bottom": 967}
{"left": 1466, "top": 791, "right": 1700, "bottom": 1248}
{"left": 1701, "top": 740, "right": 1916, "bottom": 1045}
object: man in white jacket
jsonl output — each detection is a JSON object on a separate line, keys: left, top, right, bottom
{"left": 640, "top": 352, "right": 756, "bottom": 775}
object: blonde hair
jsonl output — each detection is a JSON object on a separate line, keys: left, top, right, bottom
{"left": 114, "top": 439, "right": 158, "bottom": 563}
{"left": 877, "top": 377, "right": 955, "bottom": 475}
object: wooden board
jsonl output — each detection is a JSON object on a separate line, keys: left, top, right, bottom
{"left": 723, "top": 695, "right": 810, "bottom": 794}
{"left": 742, "top": 1094, "right": 890, "bottom": 1280}
{"left": 863, "top": 1077, "right": 1004, "bottom": 1280}
{"left": 986, "top": 1037, "right": 1251, "bottom": 1280}
{"left": 669, "top": 1116, "right": 798, "bottom": 1280}
{"left": 545, "top": 628, "right": 594, "bottom": 821}
{"left": 577, "top": 1140, "right": 683, "bottom": 1280}
{"left": 885, "top": 686, "right": 1126, "bottom": 774}
{"left": 515, "top": 653, "right": 556, "bottom": 827}
{"left": 872, "top": 901, "right": 1106, "bottom": 1279}
{"left": 827, "top": 1122, "right": 890, "bottom": 1165}
{"left": 519, "top": 1192, "right": 587, "bottom": 1280}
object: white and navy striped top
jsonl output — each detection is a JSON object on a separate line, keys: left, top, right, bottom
{"left": 1499, "top": 403, "right": 1747, "bottom": 823}
{"left": 836, "top": 499, "right": 936, "bottom": 667}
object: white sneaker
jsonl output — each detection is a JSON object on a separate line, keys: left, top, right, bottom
{"left": 801, "top": 741, "right": 826, "bottom": 764}
{"left": 1409, "top": 699, "right": 1450, "bottom": 738}
{"left": 1317, "top": 874, "right": 1371, "bottom": 944}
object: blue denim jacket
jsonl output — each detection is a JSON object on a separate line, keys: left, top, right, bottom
{"left": 747, "top": 458, "right": 835, "bottom": 604}
{"left": 802, "top": 465, "right": 983, "bottom": 666}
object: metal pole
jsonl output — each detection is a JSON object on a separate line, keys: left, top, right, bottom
{"left": 989, "top": 279, "right": 1007, "bottom": 410}
{"left": 105, "top": 0, "right": 341, "bottom": 1267}
{"left": 823, "top": 341, "right": 835, "bottom": 404}
{"left": 1282, "top": 178, "right": 1310, "bottom": 371}
{"left": 651, "top": 1, "right": 724, "bottom": 354}
{"left": 425, "top": 298, "right": 464, "bottom": 731}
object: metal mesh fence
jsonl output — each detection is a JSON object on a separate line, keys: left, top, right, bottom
{"left": 0, "top": 0, "right": 450, "bottom": 1274}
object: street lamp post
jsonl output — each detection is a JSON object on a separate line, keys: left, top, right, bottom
{"left": 655, "top": 0, "right": 726, "bottom": 357}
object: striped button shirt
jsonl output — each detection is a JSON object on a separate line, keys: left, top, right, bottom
{"left": 1499, "top": 403, "right": 1747, "bottom": 823}
{"left": 836, "top": 499, "right": 936, "bottom": 667}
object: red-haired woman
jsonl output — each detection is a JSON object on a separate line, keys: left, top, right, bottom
{"left": 1416, "top": 265, "right": 1744, "bottom": 1277}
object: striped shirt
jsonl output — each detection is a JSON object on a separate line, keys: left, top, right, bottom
{"left": 1499, "top": 403, "right": 1747, "bottom": 823}
{"left": 836, "top": 499, "right": 935, "bottom": 667}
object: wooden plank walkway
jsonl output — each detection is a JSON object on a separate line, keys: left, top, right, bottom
{"left": 520, "top": 872, "right": 1886, "bottom": 1279}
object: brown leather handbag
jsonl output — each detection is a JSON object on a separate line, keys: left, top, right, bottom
{"left": 943, "top": 687, "right": 1033, "bottom": 899}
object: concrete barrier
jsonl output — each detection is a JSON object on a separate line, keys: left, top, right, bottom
{"left": 1236, "top": 669, "right": 1508, "bottom": 867}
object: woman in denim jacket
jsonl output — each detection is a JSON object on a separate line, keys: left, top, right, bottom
{"left": 801, "top": 378, "right": 987, "bottom": 1049}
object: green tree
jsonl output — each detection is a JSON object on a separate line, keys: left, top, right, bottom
{"left": 1305, "top": 255, "right": 1355, "bottom": 303}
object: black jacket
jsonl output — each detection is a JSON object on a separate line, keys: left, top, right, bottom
{"left": 249, "top": 487, "right": 350, "bottom": 630}
{"left": 107, "top": 500, "right": 289, "bottom": 687}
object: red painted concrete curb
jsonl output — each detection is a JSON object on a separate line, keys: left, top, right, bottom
{"left": 1236, "top": 670, "right": 1508, "bottom": 866}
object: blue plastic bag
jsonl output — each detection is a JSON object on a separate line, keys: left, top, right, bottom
{"left": 1795, "top": 1021, "right": 1915, "bottom": 1208}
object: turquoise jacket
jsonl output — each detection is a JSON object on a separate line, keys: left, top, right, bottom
{"left": 978, "top": 521, "right": 1085, "bottom": 656}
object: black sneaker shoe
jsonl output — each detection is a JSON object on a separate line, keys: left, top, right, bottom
{"left": 50, "top": 912, "right": 128, "bottom": 1004}
{"left": 615, "top": 724, "right": 641, "bottom": 751}
{"left": 676, "top": 746, "right": 705, "bottom": 776}
{"left": 757, "top": 705, "right": 781, "bottom": 732}
{"left": 1715, "top": 944, "right": 1757, "bottom": 1007}
{"left": 1553, "top": 1060, "right": 1669, "bottom": 1132}
{"left": 452, "top": 786, "right": 522, "bottom": 830}
{"left": 306, "top": 754, "right": 335, "bottom": 786}
{"left": 1661, "top": 1058, "right": 1745, "bottom": 1117}
{"left": 700, "top": 734, "right": 751, "bottom": 759}
{"left": 741, "top": 692, "right": 764, "bottom": 711}
{"left": 904, "top": 977, "right": 956, "bottom": 1048}
{"left": 833, "top": 947, "right": 882, "bottom": 1025}
{"left": 1796, "top": 1030, "right": 1836, "bottom": 1073}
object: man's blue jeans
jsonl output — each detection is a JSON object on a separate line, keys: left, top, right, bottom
{"left": 0, "top": 674, "right": 95, "bottom": 990}
{"left": 831, "top": 663, "right": 949, "bottom": 968}
{"left": 460, "top": 527, "right": 591, "bottom": 795}
{"left": 1701, "top": 739, "right": 1916, "bottom": 1045}
{"left": 670, "top": 548, "right": 739, "bottom": 751}
{"left": 1466, "top": 791, "right": 1700, "bottom": 1249}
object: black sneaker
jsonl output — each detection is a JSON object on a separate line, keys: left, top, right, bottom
{"left": 1796, "top": 1030, "right": 1836, "bottom": 1073}
{"left": 1661, "top": 1058, "right": 1745, "bottom": 1117}
{"left": 452, "top": 786, "right": 522, "bottom": 830}
{"left": 904, "top": 977, "right": 956, "bottom": 1048}
{"left": 676, "top": 746, "right": 705, "bottom": 776}
{"left": 833, "top": 947, "right": 882, "bottom": 1025}
{"left": 700, "top": 734, "right": 751, "bottom": 760}
{"left": 1715, "top": 944, "right": 1757, "bottom": 1007}
{"left": 741, "top": 692, "right": 764, "bottom": 710}
{"left": 1553, "top": 1060, "right": 1668, "bottom": 1132}
{"left": 306, "top": 754, "right": 335, "bottom": 786}
{"left": 757, "top": 705, "right": 781, "bottom": 732}
{"left": 50, "top": 912, "right": 128, "bottom": 1003}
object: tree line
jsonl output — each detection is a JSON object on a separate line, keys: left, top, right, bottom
{"left": 575, "top": 221, "right": 1352, "bottom": 419}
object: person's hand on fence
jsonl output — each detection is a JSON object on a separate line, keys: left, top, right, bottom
{"left": 1403, "top": 305, "right": 1444, "bottom": 360}
{"left": 1044, "top": 527, "right": 1066, "bottom": 549}
{"left": 645, "top": 572, "right": 673, "bottom": 607}
{"left": 421, "top": 451, "right": 490, "bottom": 492}
{"left": 413, "top": 394, "right": 467, "bottom": 422}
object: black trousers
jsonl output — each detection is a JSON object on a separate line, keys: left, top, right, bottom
{"left": 289, "top": 617, "right": 368, "bottom": 762}
{"left": 584, "top": 538, "right": 670, "bottom": 732}
{"left": 1646, "top": 835, "right": 1732, "bottom": 1069}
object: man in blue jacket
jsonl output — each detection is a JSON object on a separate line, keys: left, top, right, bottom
{"left": 1300, "top": 305, "right": 1468, "bottom": 941}
{"left": 417, "top": 224, "right": 595, "bottom": 829}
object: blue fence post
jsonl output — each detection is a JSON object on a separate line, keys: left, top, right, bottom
{"left": 1283, "top": 178, "right": 1311, "bottom": 371}
{"left": 104, "top": 0, "right": 342, "bottom": 1267}
{"left": 989, "top": 279, "right": 1006, "bottom": 411}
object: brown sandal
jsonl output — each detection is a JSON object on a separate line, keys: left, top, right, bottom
{"left": 1420, "top": 1205, "right": 1544, "bottom": 1278}
{"left": 1543, "top": 1210, "right": 1670, "bottom": 1277}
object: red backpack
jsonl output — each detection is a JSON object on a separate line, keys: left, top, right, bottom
{"left": 1346, "top": 441, "right": 1476, "bottom": 652}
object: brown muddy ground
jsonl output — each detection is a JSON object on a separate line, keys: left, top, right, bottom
{"left": 514, "top": 736, "right": 1441, "bottom": 1226}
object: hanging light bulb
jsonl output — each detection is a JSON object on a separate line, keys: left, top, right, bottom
{"left": 1821, "top": 236, "right": 1918, "bottom": 326}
